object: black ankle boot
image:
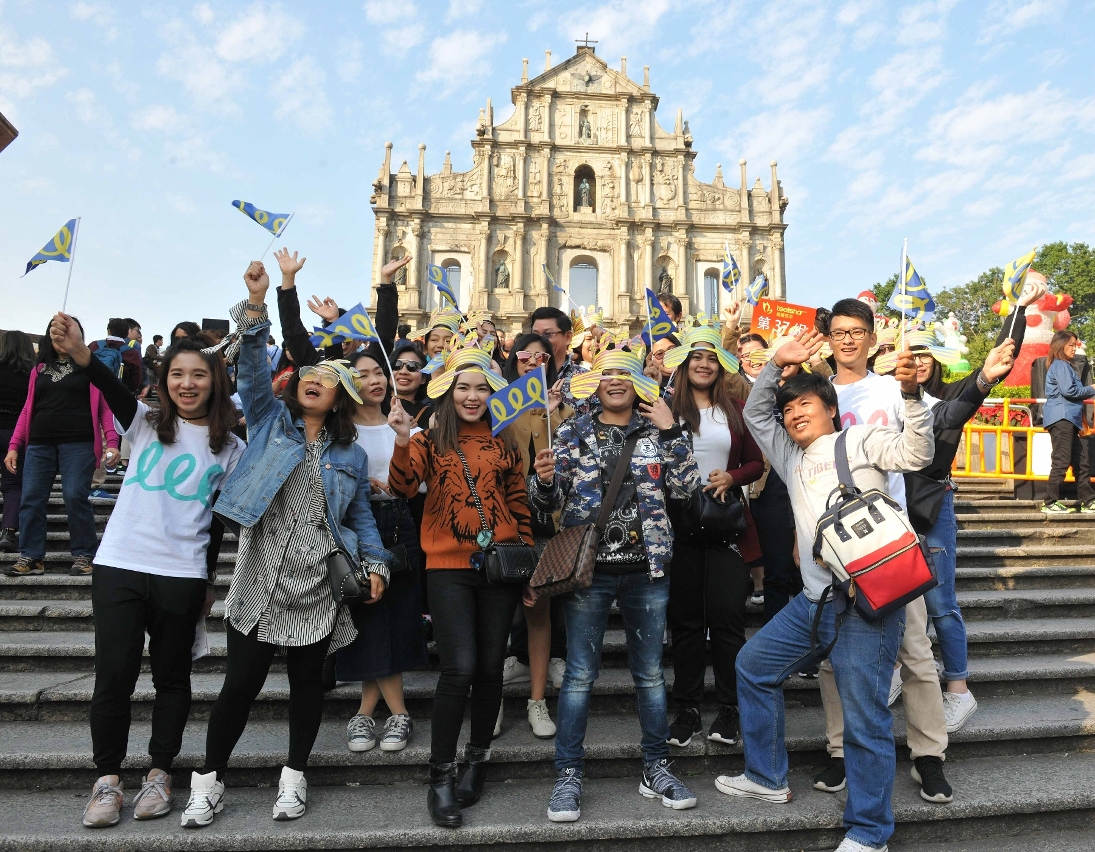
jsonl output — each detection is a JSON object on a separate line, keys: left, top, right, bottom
{"left": 427, "top": 761, "right": 462, "bottom": 828}
{"left": 455, "top": 745, "right": 490, "bottom": 806}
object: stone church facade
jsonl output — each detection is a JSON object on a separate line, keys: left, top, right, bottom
{"left": 369, "top": 45, "right": 788, "bottom": 333}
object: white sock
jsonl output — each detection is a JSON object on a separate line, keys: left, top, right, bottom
{"left": 951, "top": 690, "right": 974, "bottom": 703}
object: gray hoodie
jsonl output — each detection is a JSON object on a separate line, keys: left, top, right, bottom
{"left": 743, "top": 360, "right": 935, "bottom": 601}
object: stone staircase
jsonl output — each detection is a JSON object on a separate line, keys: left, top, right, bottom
{"left": 1, "top": 475, "right": 1094, "bottom": 850}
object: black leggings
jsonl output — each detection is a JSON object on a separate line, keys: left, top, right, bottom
{"left": 668, "top": 538, "right": 752, "bottom": 708}
{"left": 1046, "top": 420, "right": 1094, "bottom": 504}
{"left": 90, "top": 564, "right": 207, "bottom": 776}
{"left": 203, "top": 622, "right": 331, "bottom": 778}
{"left": 427, "top": 569, "right": 522, "bottom": 763}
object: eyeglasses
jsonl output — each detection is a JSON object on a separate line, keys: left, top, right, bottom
{"left": 538, "top": 329, "right": 563, "bottom": 339}
{"left": 297, "top": 366, "right": 340, "bottom": 388}
{"left": 392, "top": 360, "right": 422, "bottom": 373}
{"left": 652, "top": 350, "right": 669, "bottom": 360}
{"left": 517, "top": 351, "right": 550, "bottom": 364}
{"left": 912, "top": 353, "right": 935, "bottom": 365}
{"left": 829, "top": 327, "right": 870, "bottom": 342}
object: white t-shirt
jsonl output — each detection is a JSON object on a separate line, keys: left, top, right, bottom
{"left": 355, "top": 422, "right": 421, "bottom": 501}
{"left": 691, "top": 406, "right": 734, "bottom": 478}
{"left": 95, "top": 402, "right": 247, "bottom": 579}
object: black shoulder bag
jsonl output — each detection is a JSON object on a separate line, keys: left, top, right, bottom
{"left": 455, "top": 446, "right": 538, "bottom": 585}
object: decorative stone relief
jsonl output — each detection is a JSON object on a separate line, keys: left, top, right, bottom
{"left": 600, "top": 162, "right": 620, "bottom": 215}
{"left": 629, "top": 107, "right": 645, "bottom": 140}
{"left": 528, "top": 102, "right": 543, "bottom": 132}
{"left": 629, "top": 160, "right": 645, "bottom": 204}
{"left": 653, "top": 158, "right": 677, "bottom": 204}
{"left": 528, "top": 161, "right": 542, "bottom": 197}
{"left": 493, "top": 152, "right": 517, "bottom": 199}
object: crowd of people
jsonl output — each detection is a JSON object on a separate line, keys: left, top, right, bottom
{"left": 1, "top": 248, "right": 1081, "bottom": 852}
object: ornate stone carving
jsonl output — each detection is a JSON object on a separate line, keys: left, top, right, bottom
{"left": 600, "top": 162, "right": 619, "bottom": 215}
{"left": 493, "top": 152, "right": 517, "bottom": 199}
{"left": 629, "top": 159, "right": 645, "bottom": 203}
{"left": 578, "top": 177, "right": 592, "bottom": 207}
{"left": 528, "top": 102, "right": 543, "bottom": 132}
{"left": 629, "top": 107, "right": 645, "bottom": 140}
{"left": 494, "top": 258, "right": 510, "bottom": 290}
{"left": 658, "top": 265, "right": 673, "bottom": 294}
{"left": 653, "top": 158, "right": 677, "bottom": 204}
{"left": 528, "top": 160, "right": 542, "bottom": 197}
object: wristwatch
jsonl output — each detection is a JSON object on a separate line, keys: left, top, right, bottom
{"left": 976, "top": 370, "right": 1002, "bottom": 392}
{"left": 901, "top": 386, "right": 924, "bottom": 401}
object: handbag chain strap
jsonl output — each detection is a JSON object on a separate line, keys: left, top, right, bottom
{"left": 596, "top": 432, "right": 642, "bottom": 529}
{"left": 454, "top": 446, "right": 528, "bottom": 547}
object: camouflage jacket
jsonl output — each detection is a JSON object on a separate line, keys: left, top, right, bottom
{"left": 529, "top": 411, "right": 700, "bottom": 578}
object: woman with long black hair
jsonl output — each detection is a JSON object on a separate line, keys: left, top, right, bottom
{"left": 663, "top": 323, "right": 763, "bottom": 749}
{"left": 182, "top": 261, "right": 390, "bottom": 828}
{"left": 0, "top": 330, "right": 35, "bottom": 553}
{"left": 5, "top": 317, "right": 119, "bottom": 577}
{"left": 47, "top": 315, "right": 244, "bottom": 828}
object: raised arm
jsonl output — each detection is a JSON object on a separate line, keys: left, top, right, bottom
{"left": 743, "top": 360, "right": 799, "bottom": 471}
{"left": 387, "top": 399, "right": 432, "bottom": 498}
{"left": 860, "top": 396, "right": 935, "bottom": 472}
{"left": 49, "top": 312, "right": 138, "bottom": 430}
{"left": 234, "top": 262, "right": 278, "bottom": 429}
{"left": 273, "top": 248, "right": 321, "bottom": 369}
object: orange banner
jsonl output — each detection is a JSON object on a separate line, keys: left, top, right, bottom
{"left": 749, "top": 298, "right": 818, "bottom": 344}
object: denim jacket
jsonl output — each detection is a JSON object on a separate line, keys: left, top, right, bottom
{"left": 529, "top": 411, "right": 700, "bottom": 578}
{"left": 215, "top": 304, "right": 391, "bottom": 571}
{"left": 1042, "top": 358, "right": 1095, "bottom": 430}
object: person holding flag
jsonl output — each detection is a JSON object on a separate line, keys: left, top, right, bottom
{"left": 232, "top": 201, "right": 293, "bottom": 260}
{"left": 23, "top": 218, "right": 82, "bottom": 311}
{"left": 721, "top": 244, "right": 742, "bottom": 297}
{"left": 887, "top": 254, "right": 936, "bottom": 323}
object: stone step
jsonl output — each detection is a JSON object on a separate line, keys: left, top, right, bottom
{"left": 955, "top": 545, "right": 1095, "bottom": 568}
{"left": 962, "top": 617, "right": 1095, "bottom": 657}
{"left": 955, "top": 527, "right": 1095, "bottom": 545}
{"left": 955, "top": 564, "right": 1095, "bottom": 591}
{"left": 894, "top": 829, "right": 1095, "bottom": 851}
{"left": 0, "top": 752, "right": 1092, "bottom": 852}
{"left": 957, "top": 511, "right": 1095, "bottom": 529}
{"left": 954, "top": 499, "right": 1041, "bottom": 514}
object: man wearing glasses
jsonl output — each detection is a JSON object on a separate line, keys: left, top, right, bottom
{"left": 530, "top": 307, "right": 588, "bottom": 408}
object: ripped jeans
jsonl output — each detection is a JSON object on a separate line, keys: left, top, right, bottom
{"left": 923, "top": 489, "right": 969, "bottom": 681}
{"left": 555, "top": 570, "right": 670, "bottom": 773}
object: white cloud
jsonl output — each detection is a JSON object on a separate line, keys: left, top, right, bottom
{"left": 166, "top": 194, "right": 198, "bottom": 215}
{"left": 164, "top": 134, "right": 227, "bottom": 171}
{"left": 132, "top": 104, "right": 184, "bottom": 132}
{"left": 70, "top": 2, "right": 114, "bottom": 27}
{"left": 447, "top": 0, "right": 483, "bottom": 21}
{"left": 896, "top": 0, "right": 958, "bottom": 45}
{"left": 214, "top": 2, "right": 304, "bottom": 63}
{"left": 979, "top": 0, "right": 1066, "bottom": 44}
{"left": 273, "top": 56, "right": 333, "bottom": 137}
{"left": 364, "top": 0, "right": 413, "bottom": 24}
{"left": 415, "top": 29, "right": 507, "bottom": 94}
{"left": 721, "top": 106, "right": 831, "bottom": 170}
{"left": 0, "top": 27, "right": 69, "bottom": 101}
{"left": 67, "top": 87, "right": 109, "bottom": 126}
{"left": 736, "top": 3, "right": 834, "bottom": 106}
{"left": 560, "top": 0, "right": 674, "bottom": 59}
{"left": 336, "top": 38, "right": 364, "bottom": 82}
{"left": 156, "top": 18, "right": 245, "bottom": 113}
{"left": 193, "top": 2, "right": 215, "bottom": 24}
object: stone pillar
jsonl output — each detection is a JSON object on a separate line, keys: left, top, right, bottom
{"left": 770, "top": 160, "right": 782, "bottom": 225}
{"left": 643, "top": 229, "right": 654, "bottom": 298}
{"left": 769, "top": 231, "right": 785, "bottom": 300}
{"left": 643, "top": 151, "right": 654, "bottom": 216}
{"left": 415, "top": 144, "right": 426, "bottom": 207}
{"left": 676, "top": 227, "right": 690, "bottom": 314}
{"left": 409, "top": 220, "right": 423, "bottom": 308}
{"left": 739, "top": 159, "right": 749, "bottom": 222}
{"left": 512, "top": 224, "right": 525, "bottom": 307}
{"left": 517, "top": 143, "right": 527, "bottom": 199}
{"left": 517, "top": 93, "right": 528, "bottom": 142}
{"left": 477, "top": 229, "right": 490, "bottom": 311}
{"left": 738, "top": 229, "right": 752, "bottom": 303}
{"left": 676, "top": 154, "right": 687, "bottom": 218}
{"left": 538, "top": 222, "right": 551, "bottom": 301}
{"left": 374, "top": 221, "right": 389, "bottom": 288}
{"left": 616, "top": 229, "right": 630, "bottom": 318}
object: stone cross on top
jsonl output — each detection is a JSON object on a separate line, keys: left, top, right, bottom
{"left": 575, "top": 32, "right": 598, "bottom": 51}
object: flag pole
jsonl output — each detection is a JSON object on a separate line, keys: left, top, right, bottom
{"left": 61, "top": 217, "right": 82, "bottom": 313}
{"left": 899, "top": 238, "right": 908, "bottom": 352}
{"left": 541, "top": 361, "right": 552, "bottom": 449}
{"left": 259, "top": 212, "right": 295, "bottom": 262}
{"left": 1005, "top": 246, "right": 1035, "bottom": 341}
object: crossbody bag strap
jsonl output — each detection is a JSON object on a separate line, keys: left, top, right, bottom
{"left": 455, "top": 446, "right": 528, "bottom": 546}
{"left": 595, "top": 432, "right": 641, "bottom": 529}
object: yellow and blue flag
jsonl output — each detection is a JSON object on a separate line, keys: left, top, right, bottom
{"left": 543, "top": 263, "right": 565, "bottom": 294}
{"left": 641, "top": 287, "right": 677, "bottom": 347}
{"left": 428, "top": 264, "right": 460, "bottom": 308}
{"left": 232, "top": 200, "right": 291, "bottom": 236}
{"left": 721, "top": 244, "right": 742, "bottom": 294}
{"left": 887, "top": 255, "right": 936, "bottom": 321}
{"left": 1002, "top": 248, "right": 1037, "bottom": 302}
{"left": 309, "top": 303, "right": 379, "bottom": 348}
{"left": 24, "top": 219, "right": 77, "bottom": 276}
{"left": 744, "top": 273, "right": 768, "bottom": 306}
{"left": 488, "top": 369, "right": 548, "bottom": 436}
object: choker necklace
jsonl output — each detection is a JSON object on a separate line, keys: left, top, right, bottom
{"left": 178, "top": 412, "right": 209, "bottom": 422}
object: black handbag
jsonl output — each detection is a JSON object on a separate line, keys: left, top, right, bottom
{"left": 327, "top": 548, "right": 371, "bottom": 607}
{"left": 455, "top": 447, "right": 538, "bottom": 585}
{"left": 679, "top": 487, "right": 747, "bottom": 547}
{"left": 903, "top": 471, "right": 948, "bottom": 534}
{"left": 384, "top": 499, "right": 411, "bottom": 576}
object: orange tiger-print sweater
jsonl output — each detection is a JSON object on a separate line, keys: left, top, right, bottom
{"left": 388, "top": 419, "right": 534, "bottom": 570}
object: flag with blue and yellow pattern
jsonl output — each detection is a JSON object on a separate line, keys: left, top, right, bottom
{"left": 887, "top": 255, "right": 936, "bottom": 321}
{"left": 721, "top": 244, "right": 742, "bottom": 294}
{"left": 24, "top": 219, "right": 78, "bottom": 276}
{"left": 744, "top": 273, "right": 768, "bottom": 306}
{"left": 428, "top": 264, "right": 460, "bottom": 309}
{"left": 232, "top": 200, "right": 291, "bottom": 235}
{"left": 1002, "top": 248, "right": 1037, "bottom": 303}
{"left": 309, "top": 303, "right": 379, "bottom": 348}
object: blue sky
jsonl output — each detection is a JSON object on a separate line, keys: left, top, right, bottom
{"left": 2, "top": 0, "right": 1093, "bottom": 340}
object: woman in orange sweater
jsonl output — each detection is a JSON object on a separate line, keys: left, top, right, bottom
{"left": 388, "top": 343, "right": 533, "bottom": 829}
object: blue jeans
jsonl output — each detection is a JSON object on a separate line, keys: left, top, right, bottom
{"left": 19, "top": 442, "right": 98, "bottom": 560}
{"left": 555, "top": 571, "right": 670, "bottom": 773}
{"left": 737, "top": 592, "right": 904, "bottom": 849}
{"left": 923, "top": 489, "right": 969, "bottom": 681}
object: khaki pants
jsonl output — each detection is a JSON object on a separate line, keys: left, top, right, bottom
{"left": 819, "top": 596, "right": 948, "bottom": 760}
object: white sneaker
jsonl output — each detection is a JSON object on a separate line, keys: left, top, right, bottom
{"left": 503, "top": 656, "right": 530, "bottom": 684}
{"left": 834, "top": 837, "right": 888, "bottom": 851}
{"left": 888, "top": 668, "right": 903, "bottom": 707}
{"left": 180, "top": 771, "right": 224, "bottom": 828}
{"left": 347, "top": 714, "right": 377, "bottom": 752}
{"left": 549, "top": 657, "right": 566, "bottom": 689}
{"left": 714, "top": 773, "right": 792, "bottom": 803}
{"left": 942, "top": 690, "right": 978, "bottom": 733}
{"left": 272, "top": 766, "right": 307, "bottom": 821}
{"left": 494, "top": 702, "right": 504, "bottom": 738}
{"left": 528, "top": 698, "right": 557, "bottom": 738}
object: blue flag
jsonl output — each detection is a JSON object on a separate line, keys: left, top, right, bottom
{"left": 1002, "top": 249, "right": 1037, "bottom": 302}
{"left": 232, "top": 200, "right": 291, "bottom": 235}
{"left": 309, "top": 303, "right": 379, "bottom": 348}
{"left": 543, "top": 263, "right": 565, "bottom": 293}
{"left": 887, "top": 255, "right": 936, "bottom": 320}
{"left": 744, "top": 273, "right": 768, "bottom": 306}
{"left": 428, "top": 264, "right": 459, "bottom": 308}
{"left": 24, "top": 219, "right": 78, "bottom": 276}
{"left": 641, "top": 288, "right": 677, "bottom": 347}
{"left": 721, "top": 244, "right": 742, "bottom": 294}
{"left": 487, "top": 369, "right": 548, "bottom": 437}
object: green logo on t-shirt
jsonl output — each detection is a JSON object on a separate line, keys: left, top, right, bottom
{"left": 126, "top": 442, "right": 224, "bottom": 506}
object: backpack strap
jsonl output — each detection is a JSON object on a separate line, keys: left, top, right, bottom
{"left": 833, "top": 429, "right": 854, "bottom": 490}
{"left": 596, "top": 432, "right": 641, "bottom": 530}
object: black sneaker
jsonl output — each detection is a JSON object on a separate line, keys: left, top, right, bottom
{"left": 667, "top": 707, "right": 702, "bottom": 747}
{"left": 813, "top": 757, "right": 846, "bottom": 792}
{"left": 912, "top": 755, "right": 953, "bottom": 803}
{"left": 639, "top": 759, "right": 697, "bottom": 810}
{"left": 0, "top": 529, "right": 16, "bottom": 553}
{"left": 706, "top": 705, "right": 739, "bottom": 745}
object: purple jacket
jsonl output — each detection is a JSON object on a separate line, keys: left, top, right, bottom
{"left": 8, "top": 364, "right": 120, "bottom": 461}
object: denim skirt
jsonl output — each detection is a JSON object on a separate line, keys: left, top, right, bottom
{"left": 335, "top": 499, "right": 429, "bottom": 681}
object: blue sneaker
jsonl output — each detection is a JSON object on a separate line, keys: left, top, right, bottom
{"left": 547, "top": 768, "right": 582, "bottom": 822}
{"left": 640, "top": 758, "right": 697, "bottom": 810}
{"left": 89, "top": 489, "right": 116, "bottom": 501}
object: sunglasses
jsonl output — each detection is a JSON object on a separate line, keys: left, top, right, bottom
{"left": 517, "top": 351, "right": 550, "bottom": 364}
{"left": 297, "top": 366, "right": 341, "bottom": 388}
{"left": 392, "top": 360, "right": 423, "bottom": 373}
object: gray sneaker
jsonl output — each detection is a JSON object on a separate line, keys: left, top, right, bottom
{"left": 640, "top": 758, "right": 697, "bottom": 810}
{"left": 82, "top": 775, "right": 123, "bottom": 827}
{"left": 547, "top": 768, "right": 582, "bottom": 822}
{"left": 347, "top": 714, "right": 377, "bottom": 752}
{"left": 379, "top": 714, "right": 412, "bottom": 752}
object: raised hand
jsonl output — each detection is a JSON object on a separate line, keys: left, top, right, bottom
{"left": 49, "top": 312, "right": 91, "bottom": 367}
{"left": 307, "top": 295, "right": 340, "bottom": 324}
{"left": 533, "top": 448, "right": 556, "bottom": 484}
{"left": 388, "top": 397, "right": 413, "bottom": 444}
{"left": 243, "top": 261, "right": 269, "bottom": 300}
{"left": 723, "top": 300, "right": 744, "bottom": 327}
{"left": 381, "top": 254, "right": 412, "bottom": 283}
{"left": 274, "top": 247, "right": 306, "bottom": 276}
{"left": 894, "top": 349, "right": 918, "bottom": 394}
{"left": 547, "top": 379, "right": 564, "bottom": 415}
{"left": 638, "top": 396, "right": 675, "bottom": 430}
{"left": 772, "top": 328, "right": 825, "bottom": 368}
{"left": 982, "top": 339, "right": 1016, "bottom": 383}
{"left": 1018, "top": 276, "right": 1048, "bottom": 308}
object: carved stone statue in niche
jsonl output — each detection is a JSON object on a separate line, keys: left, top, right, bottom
{"left": 579, "top": 113, "right": 592, "bottom": 141}
{"left": 494, "top": 259, "right": 510, "bottom": 290}
{"left": 658, "top": 266, "right": 673, "bottom": 294}
{"left": 630, "top": 160, "right": 645, "bottom": 203}
{"left": 629, "top": 108, "right": 644, "bottom": 139}
{"left": 528, "top": 161, "right": 542, "bottom": 197}
{"left": 391, "top": 251, "right": 408, "bottom": 286}
{"left": 528, "top": 102, "right": 543, "bottom": 132}
{"left": 578, "top": 178, "right": 592, "bottom": 208}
